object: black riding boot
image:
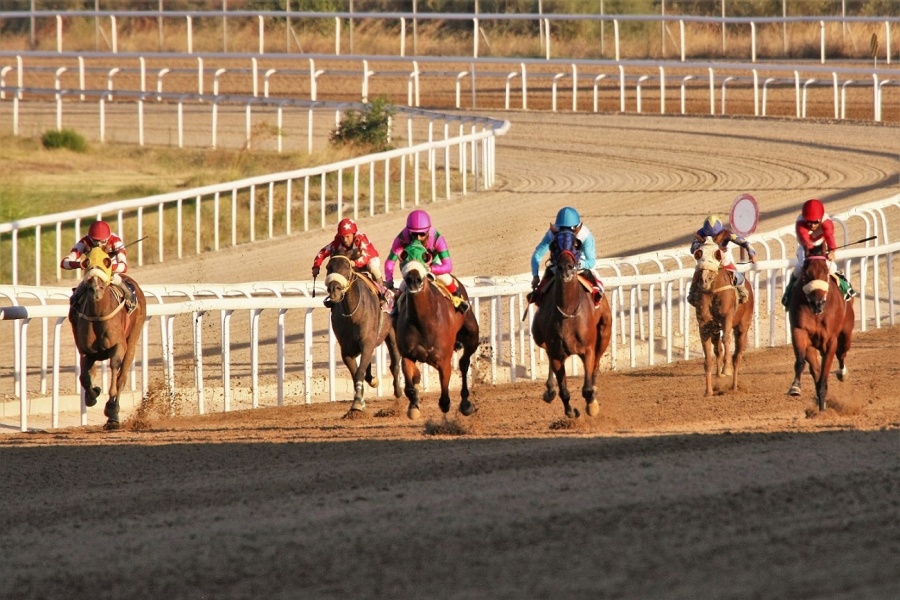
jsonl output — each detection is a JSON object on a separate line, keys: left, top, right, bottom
{"left": 781, "top": 274, "right": 797, "bottom": 308}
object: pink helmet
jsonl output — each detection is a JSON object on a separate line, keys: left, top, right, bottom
{"left": 802, "top": 199, "right": 824, "bottom": 222}
{"left": 88, "top": 220, "right": 111, "bottom": 243}
{"left": 406, "top": 209, "right": 431, "bottom": 233}
{"left": 337, "top": 218, "right": 357, "bottom": 235}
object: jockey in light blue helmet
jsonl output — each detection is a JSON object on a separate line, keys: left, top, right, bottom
{"left": 529, "top": 206, "right": 603, "bottom": 304}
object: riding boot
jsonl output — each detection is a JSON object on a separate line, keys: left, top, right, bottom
{"left": 323, "top": 297, "right": 334, "bottom": 308}
{"left": 781, "top": 274, "right": 797, "bottom": 308}
{"left": 836, "top": 272, "right": 856, "bottom": 300}
{"left": 114, "top": 281, "right": 136, "bottom": 314}
{"left": 736, "top": 283, "right": 749, "bottom": 304}
{"left": 452, "top": 292, "right": 470, "bottom": 313}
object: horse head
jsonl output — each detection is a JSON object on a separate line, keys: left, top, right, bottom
{"left": 82, "top": 246, "right": 113, "bottom": 301}
{"left": 800, "top": 256, "right": 831, "bottom": 314}
{"left": 552, "top": 229, "right": 581, "bottom": 282}
{"left": 692, "top": 237, "right": 724, "bottom": 293}
{"left": 325, "top": 254, "right": 356, "bottom": 304}
{"left": 400, "top": 240, "right": 433, "bottom": 294}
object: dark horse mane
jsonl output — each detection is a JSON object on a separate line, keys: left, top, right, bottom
{"left": 69, "top": 249, "right": 146, "bottom": 430}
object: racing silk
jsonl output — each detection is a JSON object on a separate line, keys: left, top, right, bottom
{"left": 531, "top": 224, "right": 596, "bottom": 277}
{"left": 384, "top": 227, "right": 452, "bottom": 283}
{"left": 60, "top": 234, "right": 127, "bottom": 273}
{"left": 312, "top": 233, "right": 379, "bottom": 271}
{"left": 795, "top": 213, "right": 836, "bottom": 253}
{"left": 690, "top": 227, "right": 756, "bottom": 257}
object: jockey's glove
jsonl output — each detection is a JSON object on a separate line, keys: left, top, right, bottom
{"left": 386, "top": 279, "right": 395, "bottom": 290}
{"left": 531, "top": 276, "right": 540, "bottom": 290}
{"left": 312, "top": 267, "right": 320, "bottom": 277}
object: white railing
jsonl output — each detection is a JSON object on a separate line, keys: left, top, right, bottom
{"left": 0, "top": 9, "right": 895, "bottom": 64}
{"left": 2, "top": 196, "right": 897, "bottom": 433}
{"left": 2, "top": 52, "right": 897, "bottom": 119}
{"left": 0, "top": 95, "right": 507, "bottom": 286}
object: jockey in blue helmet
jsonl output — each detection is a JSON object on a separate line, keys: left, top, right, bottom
{"left": 529, "top": 207, "right": 603, "bottom": 305}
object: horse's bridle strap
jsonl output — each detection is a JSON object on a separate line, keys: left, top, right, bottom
{"left": 77, "top": 299, "right": 125, "bottom": 322}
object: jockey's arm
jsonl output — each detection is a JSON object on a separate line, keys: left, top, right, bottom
{"left": 579, "top": 234, "right": 597, "bottom": 269}
{"left": 383, "top": 236, "right": 405, "bottom": 285}
{"left": 531, "top": 230, "right": 553, "bottom": 277}
{"left": 60, "top": 240, "right": 88, "bottom": 270}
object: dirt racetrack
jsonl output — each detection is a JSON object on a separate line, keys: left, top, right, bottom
{"left": 2, "top": 107, "right": 899, "bottom": 599}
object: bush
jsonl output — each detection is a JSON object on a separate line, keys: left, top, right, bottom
{"left": 329, "top": 97, "right": 394, "bottom": 152}
{"left": 41, "top": 128, "right": 88, "bottom": 152}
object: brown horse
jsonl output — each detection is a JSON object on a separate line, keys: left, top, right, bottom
{"left": 788, "top": 253, "right": 854, "bottom": 411}
{"left": 531, "top": 229, "right": 612, "bottom": 418}
{"left": 325, "top": 253, "right": 402, "bottom": 411}
{"left": 395, "top": 259, "right": 479, "bottom": 419}
{"left": 69, "top": 247, "right": 146, "bottom": 429}
{"left": 691, "top": 238, "right": 754, "bottom": 396}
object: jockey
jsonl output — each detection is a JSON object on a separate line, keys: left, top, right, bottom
{"left": 782, "top": 198, "right": 856, "bottom": 307}
{"left": 688, "top": 214, "right": 757, "bottom": 305}
{"left": 384, "top": 209, "right": 469, "bottom": 313}
{"left": 529, "top": 206, "right": 603, "bottom": 305}
{"left": 60, "top": 220, "right": 136, "bottom": 313}
{"left": 312, "top": 218, "right": 389, "bottom": 309}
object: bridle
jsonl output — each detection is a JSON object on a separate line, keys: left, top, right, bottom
{"left": 325, "top": 256, "right": 362, "bottom": 317}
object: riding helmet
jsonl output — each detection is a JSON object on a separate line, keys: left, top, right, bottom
{"left": 802, "top": 199, "right": 825, "bottom": 222}
{"left": 338, "top": 218, "right": 358, "bottom": 235}
{"left": 88, "top": 220, "right": 111, "bottom": 243}
{"left": 555, "top": 207, "right": 581, "bottom": 229}
{"left": 406, "top": 209, "right": 431, "bottom": 233}
{"left": 700, "top": 214, "right": 724, "bottom": 236}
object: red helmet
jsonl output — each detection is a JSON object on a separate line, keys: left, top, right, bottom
{"left": 88, "top": 220, "right": 111, "bottom": 243}
{"left": 406, "top": 209, "right": 431, "bottom": 233}
{"left": 801, "top": 199, "right": 824, "bottom": 222}
{"left": 337, "top": 218, "right": 357, "bottom": 236}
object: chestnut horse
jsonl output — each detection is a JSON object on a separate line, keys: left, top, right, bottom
{"left": 325, "top": 252, "right": 402, "bottom": 411}
{"left": 788, "top": 252, "right": 854, "bottom": 411}
{"left": 531, "top": 229, "right": 612, "bottom": 418}
{"left": 69, "top": 247, "right": 146, "bottom": 429}
{"left": 691, "top": 238, "right": 753, "bottom": 396}
{"left": 395, "top": 259, "right": 479, "bottom": 419}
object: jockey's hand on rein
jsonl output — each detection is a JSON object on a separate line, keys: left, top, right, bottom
{"left": 386, "top": 280, "right": 395, "bottom": 290}
{"left": 826, "top": 251, "right": 835, "bottom": 261}
{"left": 532, "top": 276, "right": 540, "bottom": 290}
{"left": 312, "top": 267, "right": 320, "bottom": 277}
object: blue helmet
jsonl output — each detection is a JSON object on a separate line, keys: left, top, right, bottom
{"left": 555, "top": 207, "right": 581, "bottom": 229}
{"left": 700, "top": 214, "right": 724, "bottom": 237}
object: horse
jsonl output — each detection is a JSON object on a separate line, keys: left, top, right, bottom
{"left": 69, "top": 246, "right": 146, "bottom": 429}
{"left": 530, "top": 229, "right": 612, "bottom": 418}
{"left": 787, "top": 251, "right": 854, "bottom": 411}
{"left": 394, "top": 256, "right": 480, "bottom": 420}
{"left": 325, "top": 252, "right": 402, "bottom": 411}
{"left": 691, "top": 237, "right": 754, "bottom": 397}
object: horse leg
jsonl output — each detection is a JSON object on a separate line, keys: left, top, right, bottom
{"left": 581, "top": 351, "right": 599, "bottom": 417}
{"left": 385, "top": 330, "right": 403, "bottom": 399}
{"left": 542, "top": 369, "right": 557, "bottom": 403}
{"left": 816, "top": 341, "right": 840, "bottom": 412}
{"left": 79, "top": 356, "right": 101, "bottom": 408}
{"left": 731, "top": 324, "right": 748, "bottom": 393}
{"left": 342, "top": 354, "right": 368, "bottom": 412}
{"left": 701, "top": 337, "right": 715, "bottom": 397}
{"left": 553, "top": 360, "right": 576, "bottom": 418}
{"left": 402, "top": 358, "right": 422, "bottom": 419}
{"left": 788, "top": 332, "right": 807, "bottom": 396}
{"left": 101, "top": 350, "right": 126, "bottom": 430}
{"left": 456, "top": 317, "right": 479, "bottom": 417}
{"left": 437, "top": 361, "right": 453, "bottom": 415}
{"left": 721, "top": 316, "right": 735, "bottom": 377}
{"left": 835, "top": 309, "right": 854, "bottom": 383}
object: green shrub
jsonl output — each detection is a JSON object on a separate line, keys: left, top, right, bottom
{"left": 41, "top": 128, "right": 88, "bottom": 152}
{"left": 329, "top": 97, "right": 394, "bottom": 152}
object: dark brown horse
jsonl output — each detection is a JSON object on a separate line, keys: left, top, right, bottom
{"left": 69, "top": 247, "right": 146, "bottom": 429}
{"left": 788, "top": 253, "right": 854, "bottom": 411}
{"left": 691, "top": 238, "right": 753, "bottom": 396}
{"left": 531, "top": 229, "right": 612, "bottom": 418}
{"left": 325, "top": 253, "right": 402, "bottom": 411}
{"left": 395, "top": 259, "right": 479, "bottom": 419}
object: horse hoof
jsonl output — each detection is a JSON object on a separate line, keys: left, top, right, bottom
{"left": 788, "top": 385, "right": 801, "bottom": 396}
{"left": 542, "top": 390, "right": 556, "bottom": 403}
{"left": 351, "top": 399, "right": 366, "bottom": 412}
{"left": 103, "top": 420, "right": 120, "bottom": 431}
{"left": 459, "top": 401, "right": 476, "bottom": 417}
{"left": 84, "top": 396, "right": 98, "bottom": 408}
{"left": 368, "top": 377, "right": 379, "bottom": 388}
{"left": 835, "top": 368, "right": 847, "bottom": 382}
{"left": 407, "top": 406, "right": 421, "bottom": 420}
{"left": 92, "top": 386, "right": 101, "bottom": 397}
{"left": 585, "top": 401, "right": 599, "bottom": 417}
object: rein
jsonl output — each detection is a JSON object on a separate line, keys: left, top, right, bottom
{"left": 76, "top": 275, "right": 126, "bottom": 322}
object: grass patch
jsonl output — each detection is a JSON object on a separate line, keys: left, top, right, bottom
{"left": 41, "top": 128, "right": 88, "bottom": 152}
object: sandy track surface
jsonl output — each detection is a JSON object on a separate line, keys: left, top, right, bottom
{"left": 1, "top": 111, "right": 898, "bottom": 599}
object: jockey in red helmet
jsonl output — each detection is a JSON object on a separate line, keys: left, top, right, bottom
{"left": 528, "top": 207, "right": 604, "bottom": 306}
{"left": 782, "top": 199, "right": 856, "bottom": 307}
{"left": 688, "top": 214, "right": 757, "bottom": 306}
{"left": 312, "top": 218, "right": 389, "bottom": 309}
{"left": 383, "top": 209, "right": 469, "bottom": 313}
{"left": 60, "top": 219, "right": 136, "bottom": 312}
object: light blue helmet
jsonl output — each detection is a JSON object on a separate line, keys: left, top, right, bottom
{"left": 555, "top": 207, "right": 581, "bottom": 229}
{"left": 700, "top": 214, "right": 724, "bottom": 236}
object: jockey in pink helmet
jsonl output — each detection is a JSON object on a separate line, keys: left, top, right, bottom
{"left": 781, "top": 199, "right": 855, "bottom": 307}
{"left": 60, "top": 220, "right": 136, "bottom": 312}
{"left": 384, "top": 209, "right": 468, "bottom": 313}
{"left": 311, "top": 218, "right": 389, "bottom": 308}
